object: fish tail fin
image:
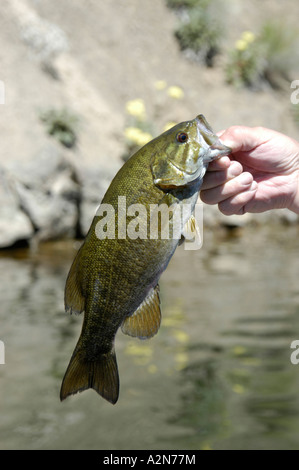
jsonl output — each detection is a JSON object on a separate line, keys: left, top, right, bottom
{"left": 60, "top": 347, "right": 119, "bottom": 405}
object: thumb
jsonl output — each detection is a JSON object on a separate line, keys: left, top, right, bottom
{"left": 216, "top": 126, "right": 262, "bottom": 153}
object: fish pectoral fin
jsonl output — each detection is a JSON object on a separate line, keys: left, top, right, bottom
{"left": 64, "top": 248, "right": 85, "bottom": 315}
{"left": 121, "top": 285, "right": 161, "bottom": 339}
{"left": 182, "top": 215, "right": 201, "bottom": 243}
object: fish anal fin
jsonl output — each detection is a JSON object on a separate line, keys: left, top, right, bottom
{"left": 64, "top": 249, "right": 85, "bottom": 315}
{"left": 121, "top": 285, "right": 161, "bottom": 339}
{"left": 60, "top": 346, "right": 119, "bottom": 405}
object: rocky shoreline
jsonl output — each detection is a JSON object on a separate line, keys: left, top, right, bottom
{"left": 0, "top": 143, "right": 118, "bottom": 249}
{"left": 0, "top": 142, "right": 297, "bottom": 250}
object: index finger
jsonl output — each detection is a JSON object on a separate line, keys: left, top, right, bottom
{"left": 206, "top": 156, "right": 231, "bottom": 172}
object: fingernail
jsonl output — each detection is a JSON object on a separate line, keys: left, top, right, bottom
{"left": 239, "top": 172, "right": 253, "bottom": 186}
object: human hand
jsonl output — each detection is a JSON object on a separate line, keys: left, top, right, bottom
{"left": 200, "top": 126, "right": 299, "bottom": 215}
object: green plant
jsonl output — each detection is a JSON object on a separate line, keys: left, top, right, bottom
{"left": 167, "top": 0, "right": 224, "bottom": 67}
{"left": 226, "top": 22, "right": 299, "bottom": 89}
{"left": 39, "top": 107, "right": 80, "bottom": 148}
{"left": 166, "top": 0, "right": 206, "bottom": 9}
{"left": 225, "top": 31, "right": 262, "bottom": 88}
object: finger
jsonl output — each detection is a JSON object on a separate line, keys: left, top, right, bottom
{"left": 201, "top": 171, "right": 253, "bottom": 204}
{"left": 206, "top": 156, "right": 231, "bottom": 172}
{"left": 201, "top": 161, "right": 243, "bottom": 190}
{"left": 218, "top": 181, "right": 258, "bottom": 215}
{"left": 216, "top": 126, "right": 268, "bottom": 153}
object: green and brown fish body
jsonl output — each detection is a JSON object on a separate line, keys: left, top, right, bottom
{"left": 60, "top": 115, "right": 230, "bottom": 404}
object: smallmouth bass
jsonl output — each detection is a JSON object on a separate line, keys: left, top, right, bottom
{"left": 60, "top": 115, "right": 230, "bottom": 404}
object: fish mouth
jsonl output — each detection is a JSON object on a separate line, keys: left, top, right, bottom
{"left": 196, "top": 114, "right": 231, "bottom": 162}
{"left": 166, "top": 115, "right": 232, "bottom": 179}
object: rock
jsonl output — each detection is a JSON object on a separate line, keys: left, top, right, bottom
{"left": 1, "top": 143, "right": 122, "bottom": 245}
{"left": 15, "top": 181, "right": 78, "bottom": 241}
{"left": 10, "top": 145, "right": 81, "bottom": 242}
{"left": 78, "top": 163, "right": 121, "bottom": 236}
{"left": 6, "top": 145, "right": 72, "bottom": 188}
{"left": 18, "top": 9, "right": 69, "bottom": 63}
{"left": 0, "top": 167, "right": 33, "bottom": 248}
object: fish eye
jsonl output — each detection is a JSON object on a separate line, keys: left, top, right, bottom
{"left": 176, "top": 132, "right": 188, "bottom": 143}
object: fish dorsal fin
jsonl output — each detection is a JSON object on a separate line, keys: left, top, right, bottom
{"left": 121, "top": 285, "right": 161, "bottom": 339}
{"left": 64, "top": 248, "right": 85, "bottom": 315}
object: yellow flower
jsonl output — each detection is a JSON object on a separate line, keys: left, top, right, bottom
{"left": 232, "top": 383, "right": 245, "bottom": 394}
{"left": 242, "top": 31, "right": 255, "bottom": 43}
{"left": 154, "top": 80, "right": 167, "bottom": 90}
{"left": 148, "top": 364, "right": 157, "bottom": 374}
{"left": 235, "top": 31, "right": 255, "bottom": 51}
{"left": 167, "top": 85, "right": 184, "bottom": 100}
{"left": 235, "top": 39, "right": 248, "bottom": 51}
{"left": 175, "top": 352, "right": 188, "bottom": 370}
{"left": 172, "top": 329, "right": 189, "bottom": 344}
{"left": 125, "top": 98, "right": 146, "bottom": 120}
{"left": 124, "top": 127, "right": 153, "bottom": 146}
{"left": 231, "top": 345, "right": 247, "bottom": 356}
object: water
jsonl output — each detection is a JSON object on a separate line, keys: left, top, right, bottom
{"left": 1, "top": 224, "right": 299, "bottom": 450}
